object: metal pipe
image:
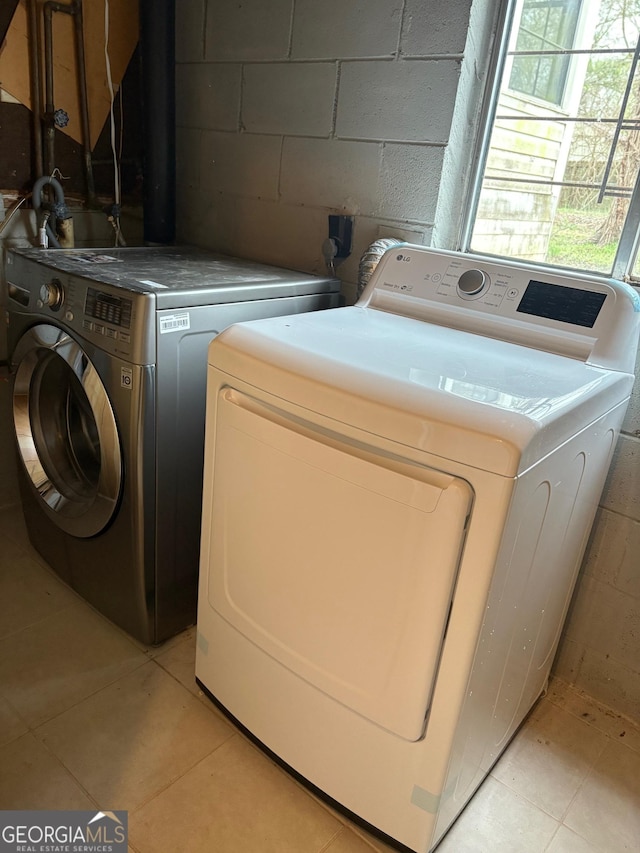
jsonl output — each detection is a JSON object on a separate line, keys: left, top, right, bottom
{"left": 43, "top": 2, "right": 56, "bottom": 176}
{"left": 27, "top": 0, "right": 44, "bottom": 178}
{"left": 42, "top": 0, "right": 96, "bottom": 205}
{"left": 71, "top": 0, "right": 96, "bottom": 204}
{"left": 140, "top": 0, "right": 176, "bottom": 245}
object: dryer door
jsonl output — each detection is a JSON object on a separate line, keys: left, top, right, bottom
{"left": 12, "top": 324, "right": 122, "bottom": 537}
{"left": 206, "top": 387, "right": 473, "bottom": 742}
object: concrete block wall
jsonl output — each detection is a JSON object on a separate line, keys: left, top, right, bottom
{"left": 175, "top": 0, "right": 484, "bottom": 302}
{"left": 175, "top": 0, "right": 640, "bottom": 720}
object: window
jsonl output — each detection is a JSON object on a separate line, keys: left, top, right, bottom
{"left": 464, "top": 0, "right": 640, "bottom": 282}
{"left": 510, "top": 0, "right": 582, "bottom": 106}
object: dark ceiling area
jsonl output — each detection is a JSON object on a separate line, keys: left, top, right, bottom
{"left": 0, "top": 0, "right": 20, "bottom": 47}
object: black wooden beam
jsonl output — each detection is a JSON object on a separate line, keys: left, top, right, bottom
{"left": 0, "top": 0, "right": 20, "bottom": 51}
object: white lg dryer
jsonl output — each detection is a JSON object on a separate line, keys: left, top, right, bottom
{"left": 195, "top": 246, "right": 639, "bottom": 852}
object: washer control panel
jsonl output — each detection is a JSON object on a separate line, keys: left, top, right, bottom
{"left": 38, "top": 278, "right": 65, "bottom": 310}
{"left": 5, "top": 251, "right": 154, "bottom": 363}
{"left": 85, "top": 287, "right": 133, "bottom": 328}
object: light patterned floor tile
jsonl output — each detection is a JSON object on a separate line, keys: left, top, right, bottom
{"left": 0, "top": 546, "right": 79, "bottom": 639}
{"left": 324, "top": 827, "right": 385, "bottom": 852}
{"left": 491, "top": 699, "right": 608, "bottom": 818}
{"left": 0, "top": 732, "right": 95, "bottom": 810}
{"left": 563, "top": 739, "right": 640, "bottom": 853}
{"left": 347, "top": 826, "right": 400, "bottom": 853}
{"left": 546, "top": 825, "right": 602, "bottom": 853}
{"left": 0, "top": 693, "right": 28, "bottom": 747}
{"left": 153, "top": 625, "right": 201, "bottom": 697}
{"left": 129, "top": 735, "right": 343, "bottom": 853}
{"left": 0, "top": 599, "right": 148, "bottom": 727}
{"left": 38, "top": 659, "right": 235, "bottom": 811}
{"left": 435, "top": 777, "right": 558, "bottom": 853}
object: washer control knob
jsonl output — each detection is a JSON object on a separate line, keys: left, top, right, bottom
{"left": 457, "top": 268, "right": 488, "bottom": 296}
{"left": 39, "top": 279, "right": 64, "bottom": 310}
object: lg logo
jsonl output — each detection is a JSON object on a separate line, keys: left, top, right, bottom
{"left": 396, "top": 254, "right": 411, "bottom": 263}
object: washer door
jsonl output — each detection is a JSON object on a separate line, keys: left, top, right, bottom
{"left": 12, "top": 324, "right": 122, "bottom": 538}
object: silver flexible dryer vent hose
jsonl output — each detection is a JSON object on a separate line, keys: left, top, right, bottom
{"left": 357, "top": 238, "right": 404, "bottom": 300}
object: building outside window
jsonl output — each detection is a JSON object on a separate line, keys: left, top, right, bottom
{"left": 465, "top": 0, "right": 640, "bottom": 282}
{"left": 510, "top": 0, "right": 583, "bottom": 106}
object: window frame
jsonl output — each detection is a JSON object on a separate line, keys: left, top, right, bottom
{"left": 461, "top": 0, "right": 640, "bottom": 283}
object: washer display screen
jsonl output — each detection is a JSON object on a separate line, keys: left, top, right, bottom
{"left": 517, "top": 280, "right": 606, "bottom": 328}
{"left": 85, "top": 288, "right": 132, "bottom": 329}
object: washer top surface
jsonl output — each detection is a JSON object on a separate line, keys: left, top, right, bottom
{"left": 207, "top": 247, "right": 640, "bottom": 476}
{"left": 8, "top": 246, "right": 340, "bottom": 308}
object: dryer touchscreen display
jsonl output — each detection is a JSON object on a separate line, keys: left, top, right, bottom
{"left": 85, "top": 288, "right": 132, "bottom": 329}
{"left": 516, "top": 280, "right": 606, "bottom": 328}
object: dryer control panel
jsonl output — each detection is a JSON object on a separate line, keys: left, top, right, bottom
{"left": 361, "top": 246, "right": 640, "bottom": 372}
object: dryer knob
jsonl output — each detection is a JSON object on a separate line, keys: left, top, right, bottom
{"left": 39, "top": 279, "right": 64, "bottom": 310}
{"left": 457, "top": 268, "right": 488, "bottom": 296}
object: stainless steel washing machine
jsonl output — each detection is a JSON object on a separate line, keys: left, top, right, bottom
{"left": 5, "top": 246, "right": 340, "bottom": 643}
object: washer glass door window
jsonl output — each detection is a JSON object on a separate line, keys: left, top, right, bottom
{"left": 13, "top": 324, "right": 122, "bottom": 537}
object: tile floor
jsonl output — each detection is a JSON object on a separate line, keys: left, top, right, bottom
{"left": 1, "top": 372, "right": 639, "bottom": 852}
